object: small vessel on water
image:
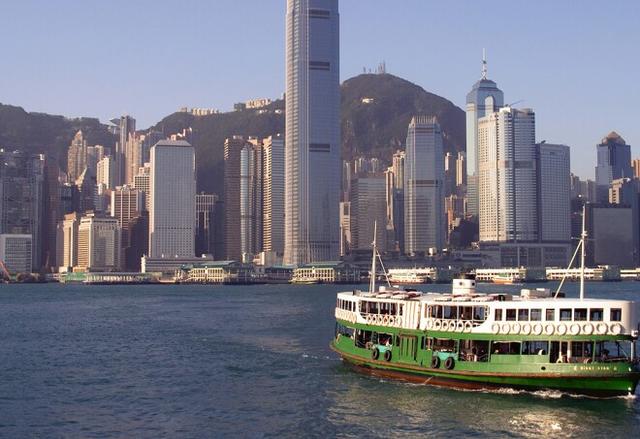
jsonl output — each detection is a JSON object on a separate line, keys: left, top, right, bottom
{"left": 387, "top": 268, "right": 431, "bottom": 285}
{"left": 491, "top": 273, "right": 523, "bottom": 285}
{"left": 330, "top": 216, "right": 640, "bottom": 396}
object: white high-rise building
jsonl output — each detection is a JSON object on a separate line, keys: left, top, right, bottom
{"left": 263, "top": 135, "right": 285, "bottom": 255}
{"left": 465, "top": 53, "right": 504, "bottom": 217}
{"left": 478, "top": 107, "right": 537, "bottom": 243}
{"left": 404, "top": 116, "right": 445, "bottom": 255}
{"left": 538, "top": 143, "right": 571, "bottom": 242}
{"left": 149, "top": 140, "right": 195, "bottom": 258}
{"left": 284, "top": 0, "right": 340, "bottom": 265}
{"left": 97, "top": 156, "right": 115, "bottom": 190}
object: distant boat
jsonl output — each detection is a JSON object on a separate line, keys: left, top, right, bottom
{"left": 388, "top": 269, "right": 431, "bottom": 285}
{"left": 492, "top": 273, "right": 523, "bottom": 285}
{"left": 290, "top": 277, "right": 322, "bottom": 285}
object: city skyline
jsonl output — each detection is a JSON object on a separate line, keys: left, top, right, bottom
{"left": 1, "top": 1, "right": 639, "bottom": 178}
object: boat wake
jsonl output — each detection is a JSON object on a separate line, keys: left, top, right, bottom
{"left": 393, "top": 379, "right": 638, "bottom": 400}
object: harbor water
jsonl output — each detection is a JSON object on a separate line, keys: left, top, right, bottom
{"left": 1, "top": 281, "right": 639, "bottom": 437}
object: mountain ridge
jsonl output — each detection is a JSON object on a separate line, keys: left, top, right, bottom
{"left": 0, "top": 73, "right": 466, "bottom": 194}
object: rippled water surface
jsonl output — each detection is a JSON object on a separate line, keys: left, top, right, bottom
{"left": 1, "top": 281, "right": 639, "bottom": 437}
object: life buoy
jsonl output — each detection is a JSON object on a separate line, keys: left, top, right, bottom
{"left": 521, "top": 324, "right": 531, "bottom": 335}
{"left": 365, "top": 314, "right": 372, "bottom": 324}
{"left": 582, "top": 323, "right": 593, "bottom": 335}
{"left": 445, "top": 320, "right": 454, "bottom": 332}
{"left": 596, "top": 322, "right": 607, "bottom": 335}
{"left": 431, "top": 356, "right": 440, "bottom": 369}
{"left": 491, "top": 323, "right": 500, "bottom": 334}
{"left": 583, "top": 358, "right": 592, "bottom": 364}
{"left": 384, "top": 350, "right": 392, "bottom": 362}
{"left": 501, "top": 323, "right": 511, "bottom": 334}
{"left": 463, "top": 321, "right": 473, "bottom": 333}
{"left": 569, "top": 323, "right": 580, "bottom": 335}
{"left": 426, "top": 319, "right": 432, "bottom": 330}
{"left": 610, "top": 323, "right": 622, "bottom": 335}
{"left": 557, "top": 324, "right": 567, "bottom": 336}
{"left": 544, "top": 324, "right": 554, "bottom": 336}
{"left": 371, "top": 348, "right": 379, "bottom": 360}
{"left": 382, "top": 315, "right": 389, "bottom": 325}
{"left": 456, "top": 321, "right": 464, "bottom": 332}
{"left": 445, "top": 357, "right": 455, "bottom": 370}
{"left": 533, "top": 323, "right": 543, "bottom": 335}
{"left": 512, "top": 322, "right": 521, "bottom": 334}
{"left": 433, "top": 319, "right": 442, "bottom": 331}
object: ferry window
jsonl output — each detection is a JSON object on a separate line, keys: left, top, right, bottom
{"left": 546, "top": 309, "right": 555, "bottom": 321}
{"left": 571, "top": 341, "right": 591, "bottom": 359}
{"left": 518, "top": 309, "right": 529, "bottom": 321}
{"left": 610, "top": 308, "right": 622, "bottom": 322}
{"left": 435, "top": 305, "right": 443, "bottom": 318}
{"left": 506, "top": 309, "right": 516, "bottom": 321}
{"left": 492, "top": 341, "right": 521, "bottom": 355}
{"left": 522, "top": 341, "right": 548, "bottom": 355}
{"left": 426, "top": 337, "right": 433, "bottom": 349}
{"left": 433, "top": 338, "right": 456, "bottom": 353}
{"left": 560, "top": 309, "right": 572, "bottom": 321}
{"left": 530, "top": 309, "right": 542, "bottom": 321}
{"left": 494, "top": 309, "right": 503, "bottom": 321}
{"left": 390, "top": 303, "right": 397, "bottom": 315}
{"left": 574, "top": 308, "right": 587, "bottom": 321}
{"left": 589, "top": 308, "right": 603, "bottom": 321}
{"left": 473, "top": 307, "right": 486, "bottom": 321}
{"left": 443, "top": 306, "right": 457, "bottom": 320}
{"left": 399, "top": 305, "right": 404, "bottom": 316}
{"left": 460, "top": 307, "right": 473, "bottom": 320}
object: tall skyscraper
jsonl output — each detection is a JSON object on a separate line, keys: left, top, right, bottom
{"left": 350, "top": 176, "right": 387, "bottom": 251}
{"left": 538, "top": 143, "right": 571, "bottom": 242}
{"left": 111, "top": 185, "right": 144, "bottom": 250}
{"left": 465, "top": 52, "right": 504, "bottom": 217}
{"left": 262, "top": 135, "right": 285, "bottom": 256}
{"left": 404, "top": 116, "right": 445, "bottom": 255}
{"left": 0, "top": 151, "right": 45, "bottom": 270}
{"left": 284, "top": 0, "right": 340, "bottom": 265}
{"left": 455, "top": 152, "right": 466, "bottom": 188}
{"left": 595, "top": 131, "right": 632, "bottom": 203}
{"left": 224, "top": 137, "right": 264, "bottom": 260}
{"left": 632, "top": 158, "right": 640, "bottom": 179}
{"left": 195, "top": 193, "right": 219, "bottom": 258}
{"left": 149, "top": 140, "right": 195, "bottom": 258}
{"left": 112, "top": 115, "right": 136, "bottom": 187}
{"left": 478, "top": 107, "right": 537, "bottom": 242}
{"left": 133, "top": 163, "right": 151, "bottom": 211}
{"left": 97, "top": 156, "right": 115, "bottom": 190}
{"left": 67, "top": 130, "right": 88, "bottom": 182}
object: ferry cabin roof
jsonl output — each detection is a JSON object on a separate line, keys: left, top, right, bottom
{"left": 335, "top": 289, "right": 639, "bottom": 338}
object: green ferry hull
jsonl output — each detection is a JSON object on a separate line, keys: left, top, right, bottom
{"left": 331, "top": 342, "right": 640, "bottom": 397}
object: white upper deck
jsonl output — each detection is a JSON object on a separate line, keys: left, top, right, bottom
{"left": 335, "top": 279, "right": 640, "bottom": 338}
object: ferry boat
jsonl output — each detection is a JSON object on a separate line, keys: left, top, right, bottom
{"left": 387, "top": 268, "right": 431, "bottom": 285}
{"left": 492, "top": 273, "right": 523, "bottom": 285}
{"left": 330, "top": 218, "right": 640, "bottom": 396}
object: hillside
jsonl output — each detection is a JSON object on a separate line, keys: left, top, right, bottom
{"left": 0, "top": 103, "right": 115, "bottom": 165}
{"left": 0, "top": 73, "right": 465, "bottom": 194}
{"left": 152, "top": 73, "right": 465, "bottom": 193}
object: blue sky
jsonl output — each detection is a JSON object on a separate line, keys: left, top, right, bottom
{"left": 1, "top": 0, "right": 638, "bottom": 178}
